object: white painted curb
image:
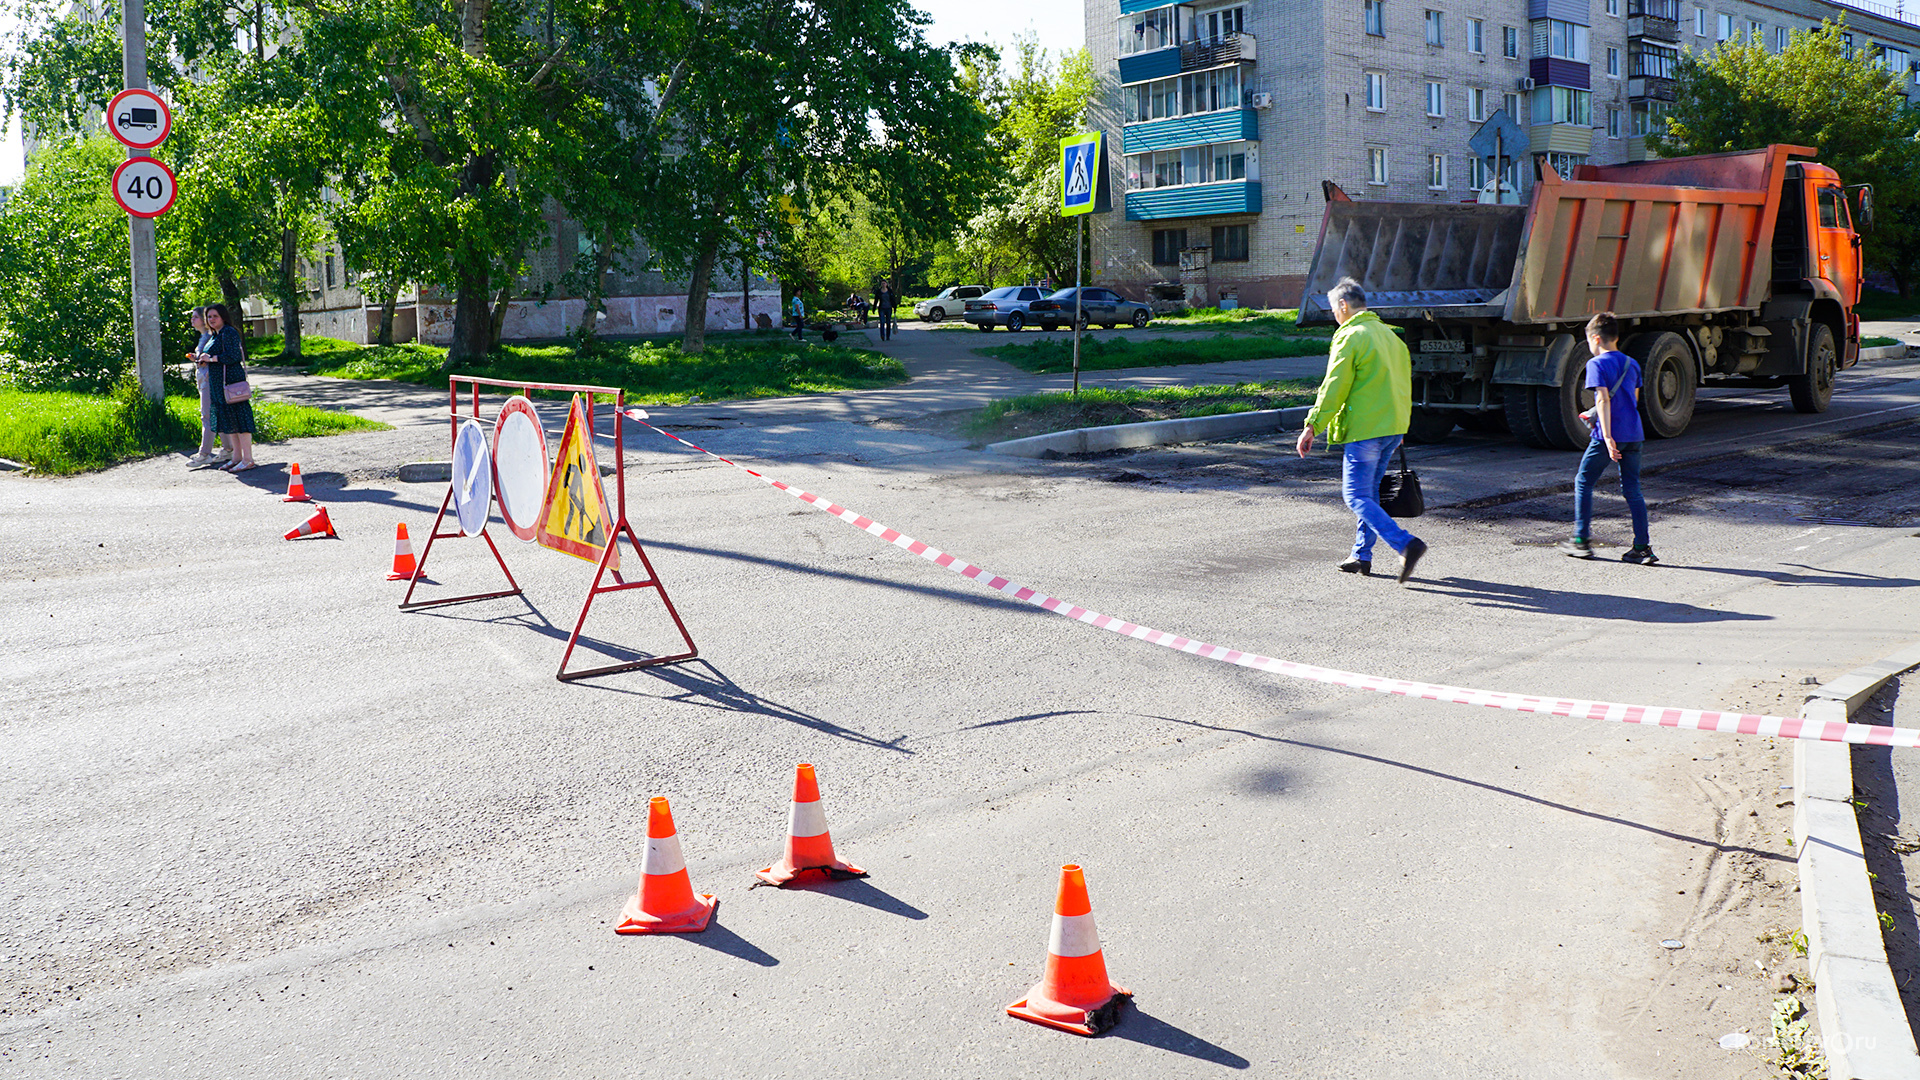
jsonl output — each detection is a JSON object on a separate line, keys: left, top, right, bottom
{"left": 988, "top": 406, "right": 1313, "bottom": 459}
{"left": 1795, "top": 640, "right": 1920, "bottom": 1079}
{"left": 1858, "top": 344, "right": 1913, "bottom": 362}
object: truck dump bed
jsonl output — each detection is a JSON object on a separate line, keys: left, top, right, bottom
{"left": 1299, "top": 144, "right": 1810, "bottom": 327}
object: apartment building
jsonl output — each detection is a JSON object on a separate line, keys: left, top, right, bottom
{"left": 1085, "top": 0, "right": 1920, "bottom": 309}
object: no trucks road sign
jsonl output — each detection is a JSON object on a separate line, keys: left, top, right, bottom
{"left": 107, "top": 88, "right": 171, "bottom": 150}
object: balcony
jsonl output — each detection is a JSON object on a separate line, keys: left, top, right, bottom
{"left": 1627, "top": 74, "right": 1676, "bottom": 101}
{"left": 1122, "top": 109, "right": 1258, "bottom": 154}
{"left": 1119, "top": 47, "right": 1182, "bottom": 85}
{"left": 1529, "top": 123, "right": 1593, "bottom": 156}
{"left": 1181, "top": 32, "right": 1255, "bottom": 70}
{"left": 1530, "top": 57, "right": 1591, "bottom": 90}
{"left": 1125, "top": 181, "right": 1262, "bottom": 221}
{"left": 1627, "top": 13, "right": 1680, "bottom": 41}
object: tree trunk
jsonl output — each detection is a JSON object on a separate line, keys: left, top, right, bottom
{"left": 576, "top": 226, "right": 614, "bottom": 340}
{"left": 489, "top": 280, "right": 513, "bottom": 344}
{"left": 446, "top": 266, "right": 493, "bottom": 368}
{"left": 218, "top": 272, "right": 244, "bottom": 326}
{"left": 680, "top": 231, "right": 721, "bottom": 354}
{"left": 742, "top": 254, "right": 751, "bottom": 331}
{"left": 277, "top": 225, "right": 303, "bottom": 361}
{"left": 378, "top": 285, "right": 398, "bottom": 347}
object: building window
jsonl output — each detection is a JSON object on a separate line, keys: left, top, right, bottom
{"left": 1631, "top": 41, "right": 1677, "bottom": 78}
{"left": 1467, "top": 17, "right": 1484, "bottom": 53}
{"left": 1545, "top": 152, "right": 1588, "bottom": 178}
{"left": 1842, "top": 32, "right": 1853, "bottom": 60}
{"left": 1772, "top": 26, "right": 1787, "bottom": 51}
{"left": 325, "top": 256, "right": 336, "bottom": 289}
{"left": 1630, "top": 100, "right": 1670, "bottom": 136}
{"left": 1426, "top": 81, "right": 1445, "bottom": 116}
{"left": 1606, "top": 46, "right": 1620, "bottom": 76}
{"left": 1152, "top": 229, "right": 1186, "bottom": 266}
{"left": 1716, "top": 13, "right": 1732, "bottom": 41}
{"left": 1197, "top": 6, "right": 1245, "bottom": 42}
{"left": 1534, "top": 20, "right": 1589, "bottom": 62}
{"left": 1468, "top": 86, "right": 1486, "bottom": 121}
{"left": 1607, "top": 105, "right": 1621, "bottom": 137}
{"left": 1503, "top": 91, "right": 1523, "bottom": 120}
{"left": 1365, "top": 0, "right": 1385, "bottom": 36}
{"left": 1502, "top": 25, "right": 1519, "bottom": 57}
{"left": 1428, "top": 153, "right": 1448, "bottom": 189}
{"left": 1365, "top": 70, "right": 1386, "bottom": 111}
{"left": 1880, "top": 45, "right": 1912, "bottom": 81}
{"left": 1368, "top": 147, "right": 1389, "bottom": 184}
{"left": 1532, "top": 85, "right": 1591, "bottom": 125}
{"left": 1128, "top": 67, "right": 1245, "bottom": 123}
{"left": 1426, "top": 9, "right": 1443, "bottom": 46}
{"left": 1119, "top": 6, "right": 1179, "bottom": 55}
{"left": 1694, "top": 7, "right": 1706, "bottom": 36}
{"left": 1747, "top": 20, "right": 1762, "bottom": 43}
{"left": 1468, "top": 156, "right": 1487, "bottom": 190}
{"left": 1211, "top": 224, "right": 1249, "bottom": 261}
{"left": 1124, "top": 141, "right": 1255, "bottom": 189}
{"left": 1605, "top": 0, "right": 1619, "bottom": 14}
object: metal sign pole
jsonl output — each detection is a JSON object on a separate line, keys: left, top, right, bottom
{"left": 1072, "top": 215, "right": 1083, "bottom": 397}
{"left": 122, "top": 0, "right": 163, "bottom": 401}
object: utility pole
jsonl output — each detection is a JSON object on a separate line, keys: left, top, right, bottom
{"left": 123, "top": 0, "right": 164, "bottom": 401}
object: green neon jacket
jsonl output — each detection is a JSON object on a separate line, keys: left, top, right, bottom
{"left": 1305, "top": 310, "right": 1412, "bottom": 444}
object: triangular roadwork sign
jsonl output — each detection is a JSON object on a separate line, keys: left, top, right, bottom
{"left": 537, "top": 394, "right": 620, "bottom": 570}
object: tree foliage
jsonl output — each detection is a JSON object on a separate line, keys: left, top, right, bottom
{"left": 1654, "top": 19, "right": 1920, "bottom": 295}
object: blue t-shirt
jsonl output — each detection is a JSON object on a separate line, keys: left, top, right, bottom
{"left": 1585, "top": 350, "right": 1643, "bottom": 443}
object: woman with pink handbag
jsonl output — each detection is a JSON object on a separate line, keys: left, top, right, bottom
{"left": 203, "top": 304, "right": 256, "bottom": 472}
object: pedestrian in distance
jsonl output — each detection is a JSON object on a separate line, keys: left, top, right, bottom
{"left": 1296, "top": 277, "right": 1429, "bottom": 583}
{"left": 203, "top": 304, "right": 257, "bottom": 472}
{"left": 790, "top": 294, "right": 806, "bottom": 341}
{"left": 850, "top": 292, "right": 869, "bottom": 328}
{"left": 1560, "top": 312, "right": 1657, "bottom": 564}
{"left": 876, "top": 280, "right": 897, "bottom": 341}
{"left": 185, "top": 306, "right": 225, "bottom": 466}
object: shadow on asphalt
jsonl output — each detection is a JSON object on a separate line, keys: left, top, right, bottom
{"left": 1665, "top": 562, "right": 1920, "bottom": 589}
{"left": 1412, "top": 576, "right": 1772, "bottom": 623}
{"left": 662, "top": 917, "right": 779, "bottom": 967}
{"left": 1850, "top": 679, "right": 1920, "bottom": 1037}
{"left": 1109, "top": 1005, "right": 1251, "bottom": 1068}
{"left": 592, "top": 660, "right": 912, "bottom": 753}
{"left": 1161, "top": 717, "right": 1795, "bottom": 864}
{"left": 638, "top": 539, "right": 1045, "bottom": 618}
{"left": 221, "top": 463, "right": 445, "bottom": 514}
{"left": 769, "top": 877, "right": 930, "bottom": 920}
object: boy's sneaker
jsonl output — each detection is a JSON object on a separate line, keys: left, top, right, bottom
{"left": 1559, "top": 538, "right": 1595, "bottom": 558}
{"left": 1337, "top": 558, "right": 1371, "bottom": 575}
{"left": 1621, "top": 545, "right": 1659, "bottom": 565}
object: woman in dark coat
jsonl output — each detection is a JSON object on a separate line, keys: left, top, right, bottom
{"left": 203, "top": 304, "right": 257, "bottom": 471}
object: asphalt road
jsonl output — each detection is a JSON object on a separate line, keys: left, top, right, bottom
{"left": 3, "top": 353, "right": 1918, "bottom": 1078}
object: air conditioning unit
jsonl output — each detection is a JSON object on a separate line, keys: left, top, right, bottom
{"left": 1517, "top": 77, "right": 1536, "bottom": 90}
{"left": 1249, "top": 92, "right": 1274, "bottom": 109}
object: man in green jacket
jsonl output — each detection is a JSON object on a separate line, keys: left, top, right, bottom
{"left": 1295, "top": 277, "right": 1429, "bottom": 583}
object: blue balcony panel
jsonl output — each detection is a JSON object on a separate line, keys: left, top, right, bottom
{"left": 1528, "top": 0, "right": 1591, "bottom": 24}
{"left": 1118, "top": 47, "right": 1183, "bottom": 84}
{"left": 1125, "top": 181, "right": 1262, "bottom": 221}
{"left": 1531, "top": 57, "right": 1591, "bottom": 89}
{"left": 1119, "top": 0, "right": 1172, "bottom": 13}
{"left": 1122, "top": 110, "right": 1258, "bottom": 154}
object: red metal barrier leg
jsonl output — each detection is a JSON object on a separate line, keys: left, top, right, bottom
{"left": 555, "top": 517, "right": 698, "bottom": 681}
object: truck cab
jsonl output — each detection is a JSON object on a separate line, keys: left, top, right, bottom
{"left": 1774, "top": 162, "right": 1864, "bottom": 361}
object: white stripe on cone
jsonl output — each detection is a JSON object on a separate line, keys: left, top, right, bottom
{"left": 642, "top": 832, "right": 687, "bottom": 877}
{"left": 1048, "top": 912, "right": 1102, "bottom": 958}
{"left": 787, "top": 799, "right": 829, "bottom": 839}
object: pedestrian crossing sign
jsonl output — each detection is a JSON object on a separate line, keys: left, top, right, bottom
{"left": 1059, "top": 131, "right": 1111, "bottom": 217}
{"left": 537, "top": 394, "right": 620, "bottom": 570}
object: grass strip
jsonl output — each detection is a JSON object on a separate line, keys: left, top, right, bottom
{"left": 295, "top": 335, "right": 906, "bottom": 404}
{"left": 1144, "top": 307, "right": 1333, "bottom": 336}
{"left": 1853, "top": 287, "right": 1920, "bottom": 323}
{"left": 0, "top": 386, "right": 389, "bottom": 475}
{"left": 1861, "top": 335, "right": 1901, "bottom": 347}
{"left": 979, "top": 331, "right": 1331, "bottom": 374}
{"left": 963, "top": 379, "right": 1320, "bottom": 442}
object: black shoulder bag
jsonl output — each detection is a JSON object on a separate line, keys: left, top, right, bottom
{"left": 1378, "top": 443, "right": 1424, "bottom": 519}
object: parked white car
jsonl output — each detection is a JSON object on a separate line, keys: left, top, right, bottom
{"left": 914, "top": 285, "right": 987, "bottom": 323}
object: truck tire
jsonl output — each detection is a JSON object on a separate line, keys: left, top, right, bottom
{"left": 1788, "top": 323, "right": 1836, "bottom": 413}
{"left": 1501, "top": 383, "right": 1552, "bottom": 448}
{"left": 1535, "top": 370, "right": 1598, "bottom": 451}
{"left": 1629, "top": 331, "right": 1696, "bottom": 439}
{"left": 1404, "top": 408, "right": 1456, "bottom": 444}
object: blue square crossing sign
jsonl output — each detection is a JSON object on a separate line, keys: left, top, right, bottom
{"left": 1059, "top": 131, "right": 1111, "bottom": 217}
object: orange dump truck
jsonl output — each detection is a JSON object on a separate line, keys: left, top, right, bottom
{"left": 1298, "top": 144, "right": 1871, "bottom": 448}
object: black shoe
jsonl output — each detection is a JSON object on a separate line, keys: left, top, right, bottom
{"left": 1559, "top": 538, "right": 1596, "bottom": 558}
{"left": 1621, "top": 545, "right": 1659, "bottom": 565}
{"left": 1397, "top": 538, "right": 1427, "bottom": 584}
{"left": 1338, "top": 558, "right": 1372, "bottom": 575}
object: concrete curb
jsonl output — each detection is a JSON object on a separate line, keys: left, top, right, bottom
{"left": 987, "top": 406, "right": 1312, "bottom": 459}
{"left": 1795, "top": 640, "right": 1920, "bottom": 1079}
{"left": 1859, "top": 345, "right": 1913, "bottom": 361}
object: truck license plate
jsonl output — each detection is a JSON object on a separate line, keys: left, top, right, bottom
{"left": 1419, "top": 339, "right": 1467, "bottom": 353}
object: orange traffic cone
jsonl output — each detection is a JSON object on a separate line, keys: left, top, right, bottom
{"left": 755, "top": 763, "right": 865, "bottom": 886}
{"left": 284, "top": 505, "right": 336, "bottom": 540}
{"left": 616, "top": 797, "right": 717, "bottom": 934}
{"left": 387, "top": 523, "right": 419, "bottom": 580}
{"left": 281, "top": 462, "right": 311, "bottom": 502}
{"left": 1007, "top": 864, "right": 1131, "bottom": 1036}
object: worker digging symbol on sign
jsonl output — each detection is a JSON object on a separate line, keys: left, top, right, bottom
{"left": 537, "top": 395, "right": 619, "bottom": 569}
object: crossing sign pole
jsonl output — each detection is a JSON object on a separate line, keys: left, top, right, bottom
{"left": 1059, "top": 131, "right": 1110, "bottom": 396}
{"left": 119, "top": 0, "right": 164, "bottom": 402}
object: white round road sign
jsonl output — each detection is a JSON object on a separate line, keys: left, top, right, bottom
{"left": 111, "top": 158, "right": 177, "bottom": 218}
{"left": 106, "top": 89, "right": 171, "bottom": 150}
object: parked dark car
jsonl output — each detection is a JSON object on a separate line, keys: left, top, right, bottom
{"left": 1028, "top": 287, "right": 1154, "bottom": 331}
{"left": 963, "top": 286, "right": 1051, "bottom": 331}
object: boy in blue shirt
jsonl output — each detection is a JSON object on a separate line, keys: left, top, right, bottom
{"left": 1560, "top": 312, "right": 1657, "bottom": 564}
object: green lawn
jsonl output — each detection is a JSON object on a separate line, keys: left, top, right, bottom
{"left": 300, "top": 336, "right": 906, "bottom": 404}
{"left": 1854, "top": 287, "right": 1920, "bottom": 323}
{"left": 1145, "top": 307, "right": 1333, "bottom": 336}
{"left": 964, "top": 380, "right": 1320, "bottom": 441}
{"left": 0, "top": 386, "right": 389, "bottom": 475}
{"left": 978, "top": 332, "right": 1332, "bottom": 374}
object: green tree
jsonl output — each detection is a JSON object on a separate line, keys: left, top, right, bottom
{"left": 1653, "top": 19, "right": 1920, "bottom": 296}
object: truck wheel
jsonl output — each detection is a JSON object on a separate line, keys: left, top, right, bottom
{"left": 1404, "top": 408, "right": 1456, "bottom": 444}
{"left": 1788, "top": 323, "right": 1836, "bottom": 413}
{"left": 1632, "top": 331, "right": 1697, "bottom": 439}
{"left": 1535, "top": 373, "right": 1598, "bottom": 451}
{"left": 1501, "top": 383, "right": 1552, "bottom": 448}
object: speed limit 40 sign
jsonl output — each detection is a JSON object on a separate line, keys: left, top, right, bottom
{"left": 112, "top": 158, "right": 177, "bottom": 218}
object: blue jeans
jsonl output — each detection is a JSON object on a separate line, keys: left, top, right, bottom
{"left": 1342, "top": 435, "right": 1416, "bottom": 561}
{"left": 1573, "top": 438, "right": 1649, "bottom": 546}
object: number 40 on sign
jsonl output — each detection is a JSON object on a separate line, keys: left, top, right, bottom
{"left": 112, "top": 158, "right": 177, "bottom": 218}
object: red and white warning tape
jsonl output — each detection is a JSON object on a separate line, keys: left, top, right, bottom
{"left": 625, "top": 410, "right": 1919, "bottom": 748}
